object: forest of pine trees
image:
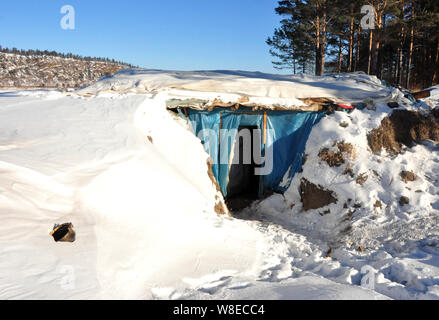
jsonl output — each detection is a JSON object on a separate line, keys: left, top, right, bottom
{"left": 267, "top": 0, "right": 439, "bottom": 90}
{"left": 0, "top": 46, "right": 135, "bottom": 68}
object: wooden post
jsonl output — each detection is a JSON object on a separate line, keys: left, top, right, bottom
{"left": 263, "top": 112, "right": 267, "bottom": 145}
{"left": 218, "top": 112, "right": 222, "bottom": 166}
{"left": 259, "top": 112, "right": 268, "bottom": 199}
{"left": 183, "top": 108, "right": 193, "bottom": 132}
{"left": 219, "top": 112, "right": 222, "bottom": 146}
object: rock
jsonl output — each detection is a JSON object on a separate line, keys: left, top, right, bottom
{"left": 387, "top": 102, "right": 399, "bottom": 109}
{"left": 374, "top": 200, "right": 383, "bottom": 209}
{"left": 343, "top": 226, "right": 353, "bottom": 233}
{"left": 303, "top": 154, "right": 309, "bottom": 165}
{"left": 326, "top": 248, "right": 332, "bottom": 258}
{"left": 300, "top": 179, "right": 337, "bottom": 211}
{"left": 400, "top": 171, "right": 416, "bottom": 183}
{"left": 356, "top": 173, "right": 369, "bottom": 185}
{"left": 399, "top": 196, "right": 410, "bottom": 206}
{"left": 365, "top": 100, "right": 376, "bottom": 111}
{"left": 343, "top": 167, "right": 355, "bottom": 178}
{"left": 50, "top": 223, "right": 75, "bottom": 242}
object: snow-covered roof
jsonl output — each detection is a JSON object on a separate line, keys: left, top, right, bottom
{"left": 77, "top": 69, "right": 403, "bottom": 111}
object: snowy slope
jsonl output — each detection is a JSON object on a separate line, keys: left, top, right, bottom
{"left": 0, "top": 70, "right": 438, "bottom": 300}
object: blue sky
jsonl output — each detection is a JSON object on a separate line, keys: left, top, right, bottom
{"left": 0, "top": 0, "right": 286, "bottom": 73}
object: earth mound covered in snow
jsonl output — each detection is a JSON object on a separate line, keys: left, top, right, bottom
{"left": 78, "top": 69, "right": 403, "bottom": 108}
{"left": 0, "top": 69, "right": 438, "bottom": 300}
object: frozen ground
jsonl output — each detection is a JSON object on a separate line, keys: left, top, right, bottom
{"left": 0, "top": 71, "right": 438, "bottom": 300}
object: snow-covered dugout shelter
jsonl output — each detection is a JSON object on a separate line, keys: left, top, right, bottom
{"left": 168, "top": 98, "right": 329, "bottom": 200}
{"left": 78, "top": 69, "right": 393, "bottom": 201}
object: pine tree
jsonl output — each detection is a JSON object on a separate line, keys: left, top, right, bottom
{"left": 268, "top": 0, "right": 439, "bottom": 88}
{"left": 268, "top": 0, "right": 340, "bottom": 76}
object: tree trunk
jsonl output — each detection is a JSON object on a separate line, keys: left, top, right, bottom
{"left": 316, "top": 15, "right": 321, "bottom": 76}
{"left": 406, "top": 2, "right": 414, "bottom": 89}
{"left": 320, "top": 8, "right": 327, "bottom": 76}
{"left": 432, "top": 41, "right": 439, "bottom": 84}
{"left": 338, "top": 37, "right": 343, "bottom": 73}
{"left": 395, "top": 1, "right": 404, "bottom": 86}
{"left": 397, "top": 47, "right": 403, "bottom": 86}
{"left": 379, "top": 14, "right": 387, "bottom": 80}
{"left": 368, "top": 30, "right": 373, "bottom": 75}
{"left": 428, "top": 48, "right": 434, "bottom": 87}
{"left": 423, "top": 47, "right": 428, "bottom": 88}
{"left": 348, "top": 12, "right": 354, "bottom": 72}
{"left": 355, "top": 24, "right": 361, "bottom": 72}
{"left": 372, "top": 12, "right": 383, "bottom": 76}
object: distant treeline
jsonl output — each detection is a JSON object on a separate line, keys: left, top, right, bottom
{"left": 267, "top": 0, "right": 439, "bottom": 90}
{"left": 0, "top": 46, "right": 136, "bottom": 68}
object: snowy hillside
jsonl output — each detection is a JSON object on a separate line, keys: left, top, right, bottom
{"left": 0, "top": 70, "right": 438, "bottom": 300}
{"left": 0, "top": 52, "right": 130, "bottom": 89}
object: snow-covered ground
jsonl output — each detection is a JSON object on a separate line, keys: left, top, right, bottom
{"left": 425, "top": 85, "right": 439, "bottom": 109}
{"left": 0, "top": 71, "right": 438, "bottom": 300}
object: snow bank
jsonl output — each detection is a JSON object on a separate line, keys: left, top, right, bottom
{"left": 0, "top": 91, "right": 265, "bottom": 299}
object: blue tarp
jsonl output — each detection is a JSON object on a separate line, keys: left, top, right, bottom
{"left": 183, "top": 108, "right": 324, "bottom": 197}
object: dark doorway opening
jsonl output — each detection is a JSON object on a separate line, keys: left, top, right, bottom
{"left": 226, "top": 125, "right": 261, "bottom": 211}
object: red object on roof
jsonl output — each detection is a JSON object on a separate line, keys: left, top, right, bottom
{"left": 336, "top": 103, "right": 354, "bottom": 110}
